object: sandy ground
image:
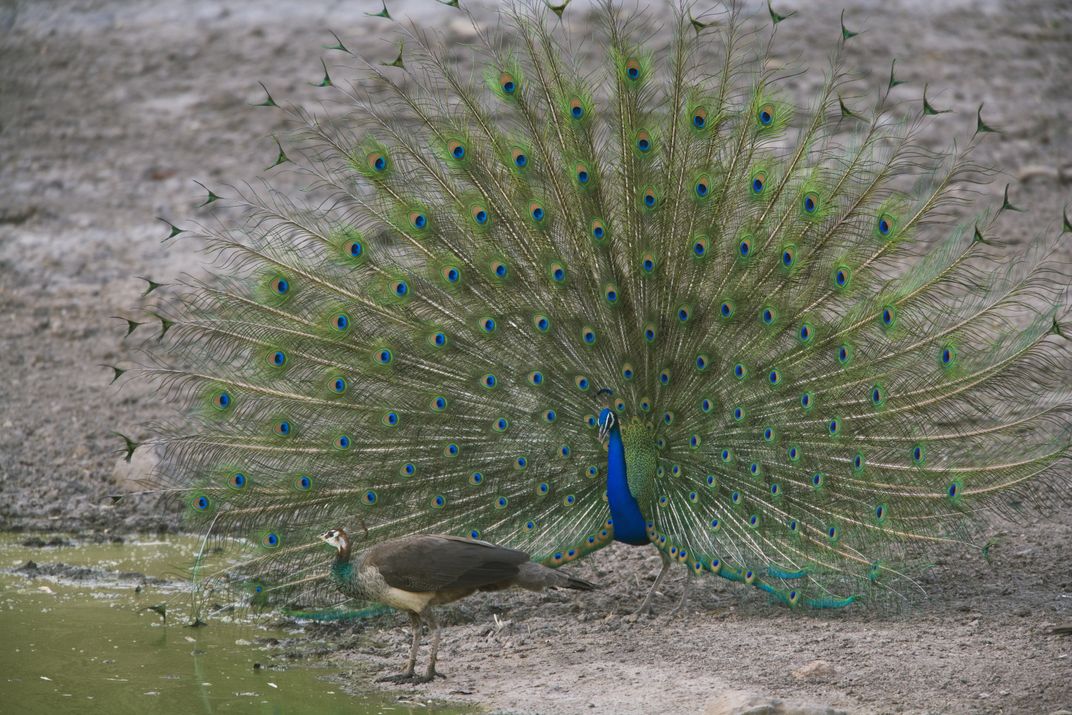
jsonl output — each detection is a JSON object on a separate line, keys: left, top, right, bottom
{"left": 1, "top": 0, "right": 1071, "bottom": 712}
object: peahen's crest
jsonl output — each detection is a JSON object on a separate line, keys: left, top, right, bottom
{"left": 132, "top": 1, "right": 1071, "bottom": 611}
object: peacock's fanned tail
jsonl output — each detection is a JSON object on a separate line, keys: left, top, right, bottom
{"left": 140, "top": 1, "right": 1071, "bottom": 609}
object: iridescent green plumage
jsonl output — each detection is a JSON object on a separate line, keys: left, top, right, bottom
{"left": 136, "top": 1, "right": 1071, "bottom": 612}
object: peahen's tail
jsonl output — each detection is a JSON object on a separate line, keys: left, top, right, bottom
{"left": 127, "top": 1, "right": 1072, "bottom": 611}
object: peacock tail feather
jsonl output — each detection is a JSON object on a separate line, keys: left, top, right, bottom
{"left": 134, "top": 1, "right": 1071, "bottom": 610}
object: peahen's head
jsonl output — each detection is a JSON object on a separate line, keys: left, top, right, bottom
{"left": 319, "top": 528, "right": 351, "bottom": 559}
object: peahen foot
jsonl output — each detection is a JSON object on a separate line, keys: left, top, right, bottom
{"left": 377, "top": 671, "right": 417, "bottom": 684}
{"left": 410, "top": 669, "right": 446, "bottom": 684}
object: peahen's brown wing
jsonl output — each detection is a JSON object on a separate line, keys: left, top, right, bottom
{"left": 367, "top": 535, "right": 530, "bottom": 593}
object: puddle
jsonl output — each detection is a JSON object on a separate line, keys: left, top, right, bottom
{"left": 0, "top": 533, "right": 466, "bottom": 714}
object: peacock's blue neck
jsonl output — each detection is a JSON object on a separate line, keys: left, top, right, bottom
{"left": 605, "top": 426, "right": 649, "bottom": 545}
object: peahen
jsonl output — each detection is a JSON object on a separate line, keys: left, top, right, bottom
{"left": 319, "top": 529, "right": 596, "bottom": 682}
{"left": 130, "top": 0, "right": 1072, "bottom": 616}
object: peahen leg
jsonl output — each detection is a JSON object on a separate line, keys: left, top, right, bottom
{"left": 413, "top": 609, "right": 445, "bottom": 683}
{"left": 631, "top": 548, "right": 673, "bottom": 617}
{"left": 377, "top": 612, "right": 421, "bottom": 683}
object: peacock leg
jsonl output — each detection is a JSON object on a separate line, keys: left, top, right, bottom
{"left": 667, "top": 568, "right": 691, "bottom": 616}
{"left": 377, "top": 612, "right": 421, "bottom": 683}
{"left": 413, "top": 609, "right": 445, "bottom": 683}
{"left": 631, "top": 548, "right": 673, "bottom": 617}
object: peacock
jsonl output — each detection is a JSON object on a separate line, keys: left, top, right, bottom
{"left": 126, "top": 0, "right": 1072, "bottom": 618}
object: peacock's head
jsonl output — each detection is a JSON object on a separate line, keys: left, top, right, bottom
{"left": 319, "top": 527, "right": 350, "bottom": 555}
{"left": 597, "top": 407, "right": 617, "bottom": 444}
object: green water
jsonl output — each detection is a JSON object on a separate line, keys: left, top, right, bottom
{"left": 0, "top": 533, "right": 465, "bottom": 714}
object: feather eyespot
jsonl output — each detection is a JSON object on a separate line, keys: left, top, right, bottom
{"left": 262, "top": 531, "right": 281, "bottom": 548}
{"left": 529, "top": 201, "right": 545, "bottom": 222}
{"left": 442, "top": 266, "right": 461, "bottom": 285}
{"left": 367, "top": 151, "right": 389, "bottom": 173}
{"left": 228, "top": 472, "right": 248, "bottom": 490}
{"left": 833, "top": 265, "right": 852, "bottom": 290}
{"left": 640, "top": 185, "right": 658, "bottom": 209}
{"left": 574, "top": 163, "right": 591, "bottom": 186}
{"left": 757, "top": 104, "right": 775, "bottom": 127}
{"left": 332, "top": 313, "right": 350, "bottom": 331}
{"left": 211, "top": 390, "right": 232, "bottom": 411}
{"left": 273, "top": 420, "right": 291, "bottom": 436}
{"left": 491, "top": 260, "right": 509, "bottom": 279}
{"left": 549, "top": 262, "right": 567, "bottom": 284}
{"left": 295, "top": 474, "right": 313, "bottom": 490}
{"left": 691, "top": 106, "right": 708, "bottom": 130}
{"left": 940, "top": 344, "right": 957, "bottom": 368}
{"left": 580, "top": 326, "right": 597, "bottom": 345}
{"left": 836, "top": 344, "right": 853, "bottom": 365}
{"left": 781, "top": 245, "right": 797, "bottom": 269}
{"left": 334, "top": 434, "right": 351, "bottom": 450}
{"left": 390, "top": 280, "right": 409, "bottom": 298}
{"left": 408, "top": 212, "right": 427, "bottom": 231}
{"left": 270, "top": 276, "right": 290, "bottom": 296}
{"left": 604, "top": 284, "right": 619, "bottom": 305}
{"left": 877, "top": 213, "right": 896, "bottom": 237}
{"left": 510, "top": 147, "right": 528, "bottom": 169}
{"left": 624, "top": 58, "right": 643, "bottom": 81}
{"left": 568, "top": 97, "right": 585, "bottom": 119}
{"left": 533, "top": 314, "right": 550, "bottom": 333}
{"left": 802, "top": 192, "right": 820, "bottom": 215}
{"left": 750, "top": 172, "right": 766, "bottom": 195}
{"left": 470, "top": 205, "right": 490, "bottom": 226}
{"left": 192, "top": 494, "right": 211, "bottom": 511}
{"left": 641, "top": 252, "right": 657, "bottom": 274}
{"left": 590, "top": 218, "right": 607, "bottom": 242}
{"left": 375, "top": 348, "right": 393, "bottom": 366}
{"left": 499, "top": 71, "right": 518, "bottom": 95}
{"left": 692, "top": 237, "right": 708, "bottom": 258}
{"left": 881, "top": 305, "right": 897, "bottom": 329}
{"left": 635, "top": 129, "right": 652, "bottom": 153}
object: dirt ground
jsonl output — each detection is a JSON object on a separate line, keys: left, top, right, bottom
{"left": 1, "top": 0, "right": 1070, "bottom": 712}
